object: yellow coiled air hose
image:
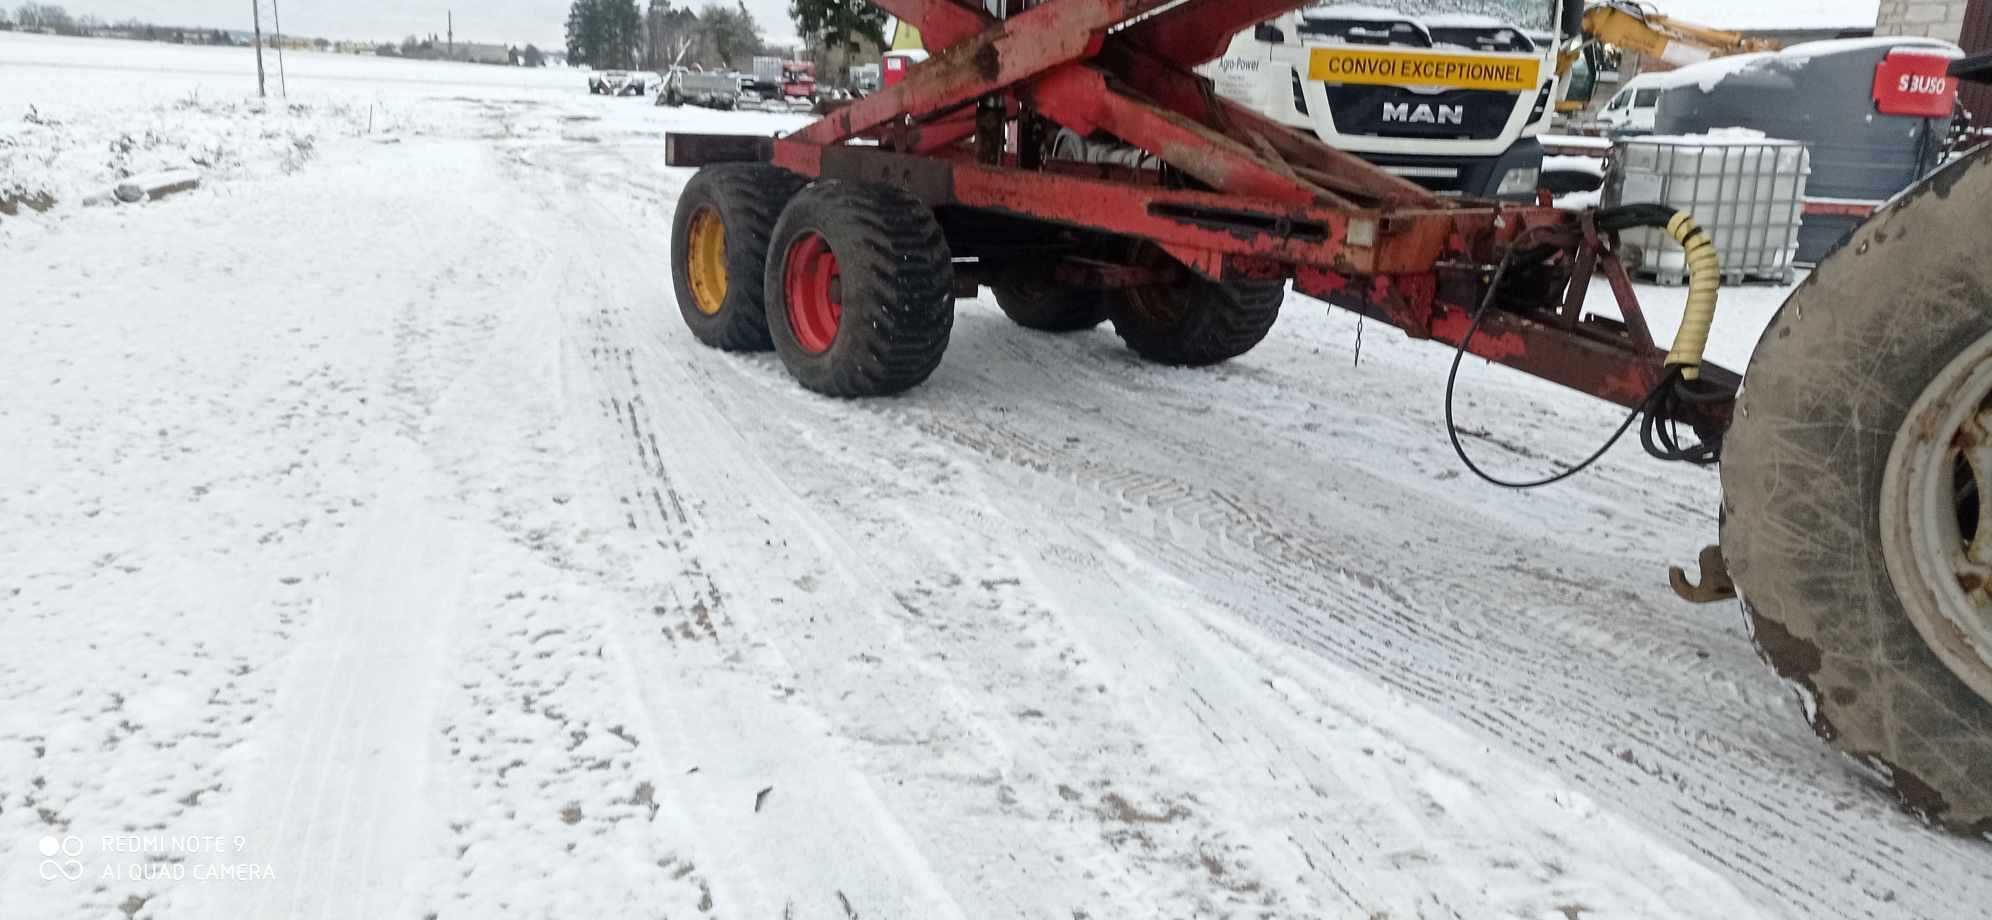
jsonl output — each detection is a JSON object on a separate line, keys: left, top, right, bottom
{"left": 1663, "top": 211, "right": 1720, "bottom": 380}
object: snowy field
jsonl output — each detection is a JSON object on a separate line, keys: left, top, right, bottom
{"left": 3, "top": 29, "right": 1986, "bottom": 920}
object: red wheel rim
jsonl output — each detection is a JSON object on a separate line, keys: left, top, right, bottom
{"left": 783, "top": 232, "right": 841, "bottom": 354}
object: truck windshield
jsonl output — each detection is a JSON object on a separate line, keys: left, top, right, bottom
{"left": 1306, "top": 1, "right": 1553, "bottom": 37}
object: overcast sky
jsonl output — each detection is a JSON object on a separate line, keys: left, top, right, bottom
{"left": 61, "top": 1, "right": 801, "bottom": 49}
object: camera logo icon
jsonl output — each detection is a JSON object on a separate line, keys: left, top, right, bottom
{"left": 38, "top": 835, "right": 85, "bottom": 881}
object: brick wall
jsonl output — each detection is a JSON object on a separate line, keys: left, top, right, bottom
{"left": 1877, "top": 0, "right": 1969, "bottom": 41}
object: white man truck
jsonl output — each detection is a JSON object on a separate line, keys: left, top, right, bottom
{"left": 1202, "top": 1, "right": 1577, "bottom": 200}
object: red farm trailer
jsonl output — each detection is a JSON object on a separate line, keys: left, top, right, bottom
{"left": 664, "top": 0, "right": 1992, "bottom": 834}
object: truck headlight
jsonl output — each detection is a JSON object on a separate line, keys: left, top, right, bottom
{"left": 1497, "top": 167, "right": 1540, "bottom": 196}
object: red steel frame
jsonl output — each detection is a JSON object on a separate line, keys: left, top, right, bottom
{"left": 664, "top": 0, "right": 1740, "bottom": 431}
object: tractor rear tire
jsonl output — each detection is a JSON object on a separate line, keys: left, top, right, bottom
{"left": 671, "top": 164, "right": 806, "bottom": 352}
{"left": 1107, "top": 268, "right": 1285, "bottom": 367}
{"left": 764, "top": 180, "right": 954, "bottom": 397}
{"left": 992, "top": 267, "right": 1108, "bottom": 333}
{"left": 1721, "top": 148, "right": 1992, "bottom": 834}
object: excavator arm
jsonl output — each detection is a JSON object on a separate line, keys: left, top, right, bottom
{"left": 1556, "top": 2, "right": 1782, "bottom": 112}
{"left": 1581, "top": 1, "right": 1780, "bottom": 69}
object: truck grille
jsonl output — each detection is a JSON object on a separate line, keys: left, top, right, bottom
{"left": 1321, "top": 87, "right": 1517, "bottom": 141}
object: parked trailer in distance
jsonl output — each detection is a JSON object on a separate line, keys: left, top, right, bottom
{"left": 749, "top": 56, "right": 817, "bottom": 107}
{"left": 587, "top": 70, "right": 646, "bottom": 97}
{"left": 661, "top": 69, "right": 741, "bottom": 110}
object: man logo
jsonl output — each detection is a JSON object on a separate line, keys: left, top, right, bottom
{"left": 1382, "top": 102, "right": 1464, "bottom": 125}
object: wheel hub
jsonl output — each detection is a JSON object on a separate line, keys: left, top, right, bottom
{"left": 1882, "top": 329, "right": 1992, "bottom": 702}
{"left": 686, "top": 206, "right": 728, "bottom": 316}
{"left": 783, "top": 232, "right": 842, "bottom": 354}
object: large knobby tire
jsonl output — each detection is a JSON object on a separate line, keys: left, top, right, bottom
{"left": 1107, "top": 273, "right": 1285, "bottom": 367}
{"left": 991, "top": 267, "right": 1108, "bottom": 333}
{"left": 671, "top": 164, "right": 806, "bottom": 351}
{"left": 1721, "top": 148, "right": 1992, "bottom": 834}
{"left": 764, "top": 181, "right": 954, "bottom": 397}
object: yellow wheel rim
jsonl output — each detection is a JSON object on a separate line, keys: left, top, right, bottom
{"left": 686, "top": 206, "right": 728, "bottom": 316}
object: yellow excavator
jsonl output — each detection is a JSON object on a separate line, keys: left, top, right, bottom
{"left": 1559, "top": 1, "right": 1784, "bottom": 114}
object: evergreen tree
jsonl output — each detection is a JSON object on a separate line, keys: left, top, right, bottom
{"left": 697, "top": 2, "right": 763, "bottom": 69}
{"left": 568, "top": 0, "right": 644, "bottom": 69}
{"left": 789, "top": 0, "right": 885, "bottom": 57}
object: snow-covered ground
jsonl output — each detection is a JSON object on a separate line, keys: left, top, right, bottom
{"left": 3, "top": 30, "right": 1986, "bottom": 920}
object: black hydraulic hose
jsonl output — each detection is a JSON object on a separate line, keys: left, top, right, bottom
{"left": 1442, "top": 249, "right": 1671, "bottom": 489}
{"left": 1444, "top": 207, "right": 1720, "bottom": 488}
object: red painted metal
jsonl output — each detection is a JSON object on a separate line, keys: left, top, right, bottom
{"left": 770, "top": 142, "right": 1399, "bottom": 272}
{"left": 1874, "top": 51, "right": 1960, "bottom": 118}
{"left": 1023, "top": 65, "right": 1331, "bottom": 204}
{"left": 1096, "top": 44, "right": 1438, "bottom": 208}
{"left": 668, "top": 0, "right": 1739, "bottom": 430}
{"left": 796, "top": 0, "right": 1181, "bottom": 146}
{"left": 1292, "top": 262, "right": 1728, "bottom": 428}
{"left": 869, "top": 0, "right": 987, "bottom": 49}
{"left": 1115, "top": 0, "right": 1315, "bottom": 69}
{"left": 784, "top": 232, "right": 842, "bottom": 354}
{"left": 1052, "top": 258, "right": 1178, "bottom": 289}
{"left": 883, "top": 53, "right": 914, "bottom": 87}
{"left": 1803, "top": 199, "right": 1879, "bottom": 218}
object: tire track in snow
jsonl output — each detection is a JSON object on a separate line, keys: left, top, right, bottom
{"left": 545, "top": 129, "right": 1986, "bottom": 917}
{"left": 502, "top": 139, "right": 993, "bottom": 918}
{"left": 189, "top": 466, "right": 470, "bottom": 920}
{"left": 567, "top": 300, "right": 980, "bottom": 920}
{"left": 683, "top": 342, "right": 1774, "bottom": 919}
{"left": 775, "top": 307, "right": 1992, "bottom": 918}
{"left": 545, "top": 153, "right": 1329, "bottom": 912}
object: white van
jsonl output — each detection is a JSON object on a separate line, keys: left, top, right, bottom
{"left": 1596, "top": 73, "right": 1666, "bottom": 134}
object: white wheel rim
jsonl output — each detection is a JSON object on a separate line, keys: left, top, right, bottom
{"left": 1881, "top": 329, "right": 1992, "bottom": 703}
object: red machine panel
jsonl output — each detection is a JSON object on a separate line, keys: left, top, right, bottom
{"left": 1875, "top": 50, "right": 1960, "bottom": 117}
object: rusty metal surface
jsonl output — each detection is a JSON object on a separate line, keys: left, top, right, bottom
{"left": 1599, "top": 249, "right": 1656, "bottom": 356}
{"left": 1670, "top": 545, "right": 1739, "bottom": 604}
{"left": 784, "top": 141, "right": 1382, "bottom": 272}
{"left": 863, "top": 0, "right": 1430, "bottom": 209}
{"left": 1051, "top": 257, "right": 1179, "bottom": 289}
{"left": 665, "top": 132, "right": 774, "bottom": 168}
{"left": 1293, "top": 261, "right": 1737, "bottom": 429}
{"left": 795, "top": 0, "right": 1178, "bottom": 146}
{"left": 1115, "top": 0, "right": 1314, "bottom": 69}
{"left": 868, "top": 0, "right": 989, "bottom": 49}
{"left": 1299, "top": 266, "right": 1660, "bottom": 411}
{"left": 1024, "top": 66, "right": 1332, "bottom": 205}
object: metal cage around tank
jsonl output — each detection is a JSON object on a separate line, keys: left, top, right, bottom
{"left": 1607, "top": 136, "right": 1810, "bottom": 286}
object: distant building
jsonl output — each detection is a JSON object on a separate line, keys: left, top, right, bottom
{"left": 1876, "top": 0, "right": 1971, "bottom": 40}
{"left": 1877, "top": 0, "right": 1989, "bottom": 119}
{"left": 454, "top": 42, "right": 513, "bottom": 65}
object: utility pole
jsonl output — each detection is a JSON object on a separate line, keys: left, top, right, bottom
{"left": 448, "top": 10, "right": 454, "bottom": 61}
{"left": 250, "top": 0, "right": 266, "bottom": 98}
{"left": 272, "top": 0, "right": 288, "bottom": 98}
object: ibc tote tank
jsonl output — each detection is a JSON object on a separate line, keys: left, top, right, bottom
{"left": 1649, "top": 37, "right": 1963, "bottom": 262}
